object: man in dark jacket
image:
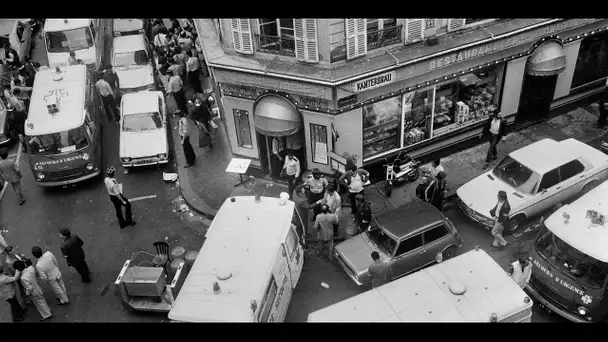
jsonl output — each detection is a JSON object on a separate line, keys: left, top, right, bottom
{"left": 355, "top": 194, "right": 372, "bottom": 235}
{"left": 489, "top": 190, "right": 510, "bottom": 250}
{"left": 481, "top": 110, "right": 507, "bottom": 170}
{"left": 59, "top": 228, "right": 90, "bottom": 283}
{"left": 191, "top": 98, "right": 213, "bottom": 148}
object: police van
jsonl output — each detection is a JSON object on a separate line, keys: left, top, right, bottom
{"left": 168, "top": 195, "right": 306, "bottom": 322}
{"left": 308, "top": 248, "right": 533, "bottom": 322}
{"left": 25, "top": 65, "right": 103, "bottom": 186}
{"left": 44, "top": 19, "right": 105, "bottom": 70}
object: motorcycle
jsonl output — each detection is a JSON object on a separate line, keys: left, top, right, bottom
{"left": 383, "top": 151, "right": 421, "bottom": 197}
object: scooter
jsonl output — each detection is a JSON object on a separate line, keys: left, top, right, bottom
{"left": 383, "top": 151, "right": 421, "bottom": 197}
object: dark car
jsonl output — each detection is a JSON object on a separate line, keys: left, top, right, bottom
{"left": 335, "top": 201, "right": 463, "bottom": 286}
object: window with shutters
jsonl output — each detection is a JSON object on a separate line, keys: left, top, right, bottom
{"left": 366, "top": 19, "right": 401, "bottom": 51}
{"left": 405, "top": 19, "right": 424, "bottom": 44}
{"left": 255, "top": 19, "right": 296, "bottom": 57}
{"left": 447, "top": 19, "right": 465, "bottom": 32}
{"left": 345, "top": 19, "right": 367, "bottom": 60}
{"left": 231, "top": 19, "right": 254, "bottom": 55}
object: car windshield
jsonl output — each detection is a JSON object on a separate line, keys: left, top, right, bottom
{"left": 45, "top": 27, "right": 94, "bottom": 53}
{"left": 366, "top": 219, "right": 397, "bottom": 255}
{"left": 123, "top": 112, "right": 162, "bottom": 132}
{"left": 114, "top": 50, "right": 149, "bottom": 67}
{"left": 492, "top": 156, "right": 540, "bottom": 194}
{"left": 29, "top": 126, "right": 89, "bottom": 155}
{"left": 535, "top": 226, "right": 608, "bottom": 289}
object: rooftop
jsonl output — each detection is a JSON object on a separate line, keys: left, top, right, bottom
{"left": 121, "top": 91, "right": 160, "bottom": 115}
{"left": 168, "top": 196, "right": 296, "bottom": 322}
{"left": 376, "top": 201, "right": 445, "bottom": 239}
{"left": 44, "top": 19, "right": 91, "bottom": 33}
{"left": 509, "top": 138, "right": 579, "bottom": 174}
{"left": 112, "top": 34, "right": 146, "bottom": 54}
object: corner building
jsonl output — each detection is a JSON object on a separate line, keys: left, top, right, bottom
{"left": 194, "top": 18, "right": 608, "bottom": 178}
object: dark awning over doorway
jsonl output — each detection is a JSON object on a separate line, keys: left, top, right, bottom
{"left": 527, "top": 41, "right": 566, "bottom": 77}
{"left": 253, "top": 95, "right": 302, "bottom": 137}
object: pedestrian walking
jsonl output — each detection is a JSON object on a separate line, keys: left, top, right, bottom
{"left": 339, "top": 164, "right": 370, "bottom": 220}
{"left": 315, "top": 205, "right": 338, "bottom": 261}
{"left": 598, "top": 86, "right": 608, "bottom": 129}
{"left": 286, "top": 133, "right": 305, "bottom": 171}
{"left": 59, "top": 228, "right": 90, "bottom": 283}
{"left": 367, "top": 251, "right": 393, "bottom": 288}
{"left": 0, "top": 266, "right": 24, "bottom": 322}
{"left": 68, "top": 51, "right": 78, "bottom": 66}
{"left": 0, "top": 148, "right": 25, "bottom": 206}
{"left": 315, "top": 184, "right": 342, "bottom": 240}
{"left": 154, "top": 31, "right": 169, "bottom": 50}
{"left": 481, "top": 110, "right": 507, "bottom": 170}
{"left": 507, "top": 252, "right": 532, "bottom": 289}
{"left": 489, "top": 190, "right": 510, "bottom": 250}
{"left": 304, "top": 168, "right": 328, "bottom": 205}
{"left": 104, "top": 166, "right": 136, "bottom": 229}
{"left": 185, "top": 51, "right": 203, "bottom": 93}
{"left": 424, "top": 171, "right": 447, "bottom": 212}
{"left": 13, "top": 261, "right": 52, "bottom": 321}
{"left": 104, "top": 65, "right": 121, "bottom": 103}
{"left": 166, "top": 69, "right": 187, "bottom": 113}
{"left": 355, "top": 194, "right": 372, "bottom": 237}
{"left": 191, "top": 98, "right": 213, "bottom": 148}
{"left": 95, "top": 73, "right": 119, "bottom": 122}
{"left": 178, "top": 112, "right": 196, "bottom": 168}
{"left": 2, "top": 246, "right": 32, "bottom": 308}
{"left": 282, "top": 150, "right": 301, "bottom": 200}
{"left": 31, "top": 246, "right": 69, "bottom": 305}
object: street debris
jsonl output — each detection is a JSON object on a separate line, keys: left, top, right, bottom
{"left": 163, "top": 172, "right": 178, "bottom": 183}
{"left": 321, "top": 282, "right": 330, "bottom": 289}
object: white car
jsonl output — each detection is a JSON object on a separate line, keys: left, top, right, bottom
{"left": 119, "top": 91, "right": 168, "bottom": 172}
{"left": 111, "top": 34, "right": 156, "bottom": 93}
{"left": 457, "top": 138, "right": 608, "bottom": 234}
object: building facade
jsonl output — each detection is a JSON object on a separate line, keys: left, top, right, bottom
{"left": 194, "top": 18, "right": 608, "bottom": 179}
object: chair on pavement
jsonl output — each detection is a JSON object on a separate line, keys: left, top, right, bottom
{"left": 153, "top": 241, "right": 171, "bottom": 274}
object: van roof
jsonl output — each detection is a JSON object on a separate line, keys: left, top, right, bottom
{"left": 112, "top": 34, "right": 146, "bottom": 54}
{"left": 168, "top": 196, "right": 296, "bottom": 322}
{"left": 509, "top": 138, "right": 579, "bottom": 174}
{"left": 546, "top": 180, "right": 608, "bottom": 262}
{"left": 121, "top": 92, "right": 160, "bottom": 115}
{"left": 307, "top": 249, "right": 531, "bottom": 322}
{"left": 25, "top": 65, "right": 87, "bottom": 136}
{"left": 44, "top": 19, "right": 91, "bottom": 32}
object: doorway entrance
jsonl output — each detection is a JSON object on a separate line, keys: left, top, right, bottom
{"left": 516, "top": 74, "right": 558, "bottom": 124}
{"left": 256, "top": 131, "right": 307, "bottom": 179}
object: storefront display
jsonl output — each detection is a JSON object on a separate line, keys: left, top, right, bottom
{"left": 402, "top": 88, "right": 433, "bottom": 147}
{"left": 432, "top": 64, "right": 504, "bottom": 137}
{"left": 363, "top": 96, "right": 402, "bottom": 158}
{"left": 572, "top": 31, "right": 608, "bottom": 89}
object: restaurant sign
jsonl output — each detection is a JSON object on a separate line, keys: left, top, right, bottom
{"left": 296, "top": 95, "right": 329, "bottom": 109}
{"left": 352, "top": 71, "right": 396, "bottom": 93}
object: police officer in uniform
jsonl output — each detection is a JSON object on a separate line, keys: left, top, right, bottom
{"left": 305, "top": 168, "right": 328, "bottom": 205}
{"left": 281, "top": 150, "right": 300, "bottom": 200}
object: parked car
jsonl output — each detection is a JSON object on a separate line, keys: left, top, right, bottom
{"left": 111, "top": 34, "right": 156, "bottom": 93}
{"left": 113, "top": 19, "right": 148, "bottom": 37}
{"left": 0, "top": 19, "right": 32, "bottom": 63}
{"left": 457, "top": 138, "right": 608, "bottom": 235}
{"left": 334, "top": 201, "right": 463, "bottom": 286}
{"left": 119, "top": 91, "right": 169, "bottom": 173}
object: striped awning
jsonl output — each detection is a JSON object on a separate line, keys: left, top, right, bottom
{"left": 253, "top": 95, "right": 301, "bottom": 137}
{"left": 527, "top": 41, "right": 566, "bottom": 77}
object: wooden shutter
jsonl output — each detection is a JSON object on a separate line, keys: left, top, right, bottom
{"left": 230, "top": 19, "right": 254, "bottom": 54}
{"left": 447, "top": 19, "right": 465, "bottom": 32}
{"left": 405, "top": 19, "right": 424, "bottom": 44}
{"left": 345, "top": 19, "right": 367, "bottom": 60}
{"left": 294, "top": 19, "right": 319, "bottom": 63}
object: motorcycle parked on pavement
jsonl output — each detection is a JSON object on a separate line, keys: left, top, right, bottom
{"left": 383, "top": 151, "right": 421, "bottom": 197}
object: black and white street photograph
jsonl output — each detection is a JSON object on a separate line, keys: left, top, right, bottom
{"left": 1, "top": 18, "right": 608, "bottom": 323}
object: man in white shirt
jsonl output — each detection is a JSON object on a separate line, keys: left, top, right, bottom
{"left": 31, "top": 246, "right": 69, "bottom": 305}
{"left": 95, "top": 74, "right": 119, "bottom": 122}
{"left": 481, "top": 110, "right": 507, "bottom": 170}
{"left": 286, "top": 133, "right": 305, "bottom": 171}
{"left": 104, "top": 166, "right": 136, "bottom": 229}
{"left": 166, "top": 69, "right": 187, "bottom": 113}
{"left": 185, "top": 50, "right": 203, "bottom": 94}
{"left": 13, "top": 261, "right": 52, "bottom": 321}
{"left": 282, "top": 150, "right": 300, "bottom": 200}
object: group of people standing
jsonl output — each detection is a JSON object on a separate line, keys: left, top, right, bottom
{"left": 0, "top": 228, "right": 90, "bottom": 322}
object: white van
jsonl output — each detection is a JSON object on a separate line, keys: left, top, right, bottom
{"left": 308, "top": 248, "right": 533, "bottom": 322}
{"left": 168, "top": 195, "right": 306, "bottom": 322}
{"left": 44, "top": 19, "right": 104, "bottom": 70}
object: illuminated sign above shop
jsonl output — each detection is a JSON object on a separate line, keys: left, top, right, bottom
{"left": 353, "top": 71, "right": 396, "bottom": 93}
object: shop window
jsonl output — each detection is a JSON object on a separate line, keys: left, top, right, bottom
{"left": 395, "top": 234, "right": 423, "bottom": 256}
{"left": 255, "top": 19, "right": 296, "bottom": 57}
{"left": 363, "top": 96, "right": 402, "bottom": 159}
{"left": 402, "top": 87, "right": 433, "bottom": 148}
{"left": 423, "top": 225, "right": 449, "bottom": 245}
{"left": 366, "top": 19, "right": 401, "bottom": 51}
{"left": 572, "top": 32, "right": 608, "bottom": 89}
{"left": 310, "top": 123, "right": 328, "bottom": 165}
{"left": 233, "top": 109, "right": 253, "bottom": 149}
{"left": 432, "top": 64, "right": 504, "bottom": 137}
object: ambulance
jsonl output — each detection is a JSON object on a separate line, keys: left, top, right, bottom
{"left": 168, "top": 195, "right": 306, "bottom": 322}
{"left": 308, "top": 248, "right": 533, "bottom": 322}
{"left": 44, "top": 19, "right": 105, "bottom": 70}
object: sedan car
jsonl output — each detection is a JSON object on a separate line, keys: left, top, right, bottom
{"left": 457, "top": 138, "right": 608, "bottom": 235}
{"left": 119, "top": 91, "right": 168, "bottom": 173}
{"left": 113, "top": 19, "right": 148, "bottom": 37}
{"left": 0, "top": 19, "right": 32, "bottom": 63}
{"left": 334, "top": 201, "right": 462, "bottom": 286}
{"left": 111, "top": 34, "right": 156, "bottom": 93}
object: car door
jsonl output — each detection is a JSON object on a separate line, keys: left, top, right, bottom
{"left": 422, "top": 224, "right": 452, "bottom": 262}
{"left": 558, "top": 160, "right": 586, "bottom": 199}
{"left": 390, "top": 233, "right": 425, "bottom": 279}
{"left": 532, "top": 168, "right": 564, "bottom": 215}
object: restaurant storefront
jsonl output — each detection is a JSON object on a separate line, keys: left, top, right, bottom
{"left": 209, "top": 18, "right": 608, "bottom": 179}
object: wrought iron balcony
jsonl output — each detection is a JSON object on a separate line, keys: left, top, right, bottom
{"left": 367, "top": 25, "right": 403, "bottom": 51}
{"left": 254, "top": 34, "right": 296, "bottom": 57}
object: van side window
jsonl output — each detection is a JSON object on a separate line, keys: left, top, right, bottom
{"left": 423, "top": 225, "right": 449, "bottom": 245}
{"left": 395, "top": 234, "right": 423, "bottom": 257}
{"left": 16, "top": 23, "right": 24, "bottom": 42}
{"left": 284, "top": 227, "right": 298, "bottom": 261}
{"left": 291, "top": 208, "right": 304, "bottom": 240}
{"left": 559, "top": 160, "right": 585, "bottom": 182}
{"left": 89, "top": 23, "right": 96, "bottom": 38}
{"left": 538, "top": 168, "right": 560, "bottom": 192}
{"left": 258, "top": 276, "right": 278, "bottom": 322}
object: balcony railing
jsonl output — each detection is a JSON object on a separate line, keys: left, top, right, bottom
{"left": 367, "top": 25, "right": 403, "bottom": 51}
{"left": 254, "top": 34, "right": 296, "bottom": 57}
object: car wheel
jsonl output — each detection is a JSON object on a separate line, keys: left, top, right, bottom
{"left": 385, "top": 180, "right": 392, "bottom": 197}
{"left": 580, "top": 181, "right": 599, "bottom": 197}
{"left": 442, "top": 246, "right": 458, "bottom": 261}
{"left": 505, "top": 214, "right": 527, "bottom": 236}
